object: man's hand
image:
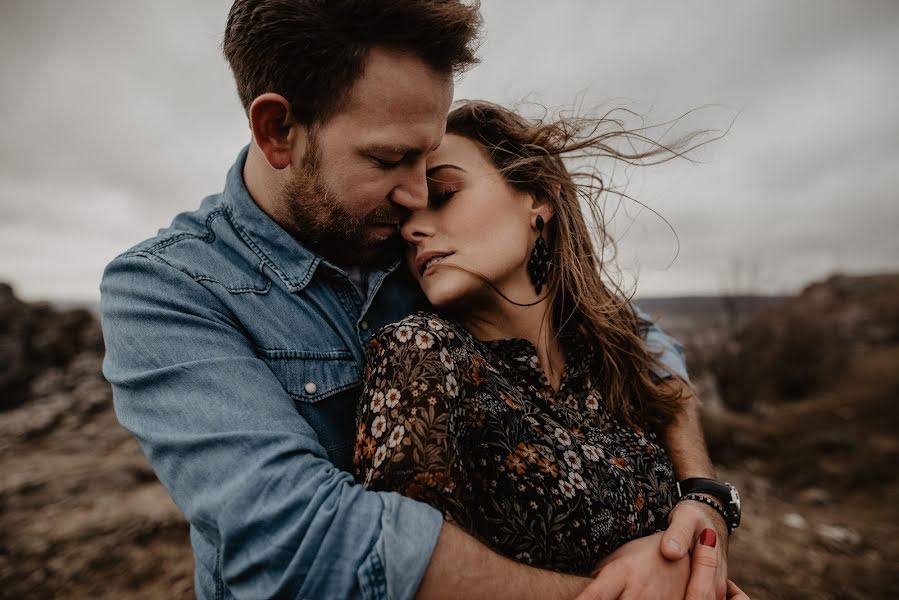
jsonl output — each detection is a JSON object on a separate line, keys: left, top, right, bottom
{"left": 660, "top": 500, "right": 729, "bottom": 600}
{"left": 576, "top": 532, "right": 689, "bottom": 599}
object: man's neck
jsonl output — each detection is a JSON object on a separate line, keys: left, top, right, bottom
{"left": 244, "top": 142, "right": 295, "bottom": 235}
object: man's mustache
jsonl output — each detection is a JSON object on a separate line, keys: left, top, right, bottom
{"left": 364, "top": 206, "right": 410, "bottom": 227}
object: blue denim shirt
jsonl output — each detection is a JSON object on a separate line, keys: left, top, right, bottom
{"left": 100, "top": 147, "right": 688, "bottom": 600}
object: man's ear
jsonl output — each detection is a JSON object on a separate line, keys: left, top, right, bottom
{"left": 248, "top": 93, "right": 301, "bottom": 170}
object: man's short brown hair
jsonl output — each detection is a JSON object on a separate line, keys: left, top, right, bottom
{"left": 223, "top": 0, "right": 482, "bottom": 124}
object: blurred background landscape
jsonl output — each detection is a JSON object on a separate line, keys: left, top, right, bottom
{"left": 2, "top": 1, "right": 898, "bottom": 598}
{"left": 2, "top": 273, "right": 897, "bottom": 599}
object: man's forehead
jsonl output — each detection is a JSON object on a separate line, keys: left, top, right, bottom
{"left": 337, "top": 48, "right": 453, "bottom": 121}
{"left": 319, "top": 49, "right": 453, "bottom": 155}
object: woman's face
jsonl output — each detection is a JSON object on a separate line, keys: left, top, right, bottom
{"left": 400, "top": 134, "right": 548, "bottom": 310}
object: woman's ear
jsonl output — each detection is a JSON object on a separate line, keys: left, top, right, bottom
{"left": 248, "top": 93, "right": 301, "bottom": 170}
{"left": 529, "top": 196, "right": 555, "bottom": 226}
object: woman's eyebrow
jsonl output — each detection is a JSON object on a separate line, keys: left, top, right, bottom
{"left": 426, "top": 164, "right": 468, "bottom": 177}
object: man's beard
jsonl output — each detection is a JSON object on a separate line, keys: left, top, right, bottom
{"left": 277, "top": 142, "right": 406, "bottom": 267}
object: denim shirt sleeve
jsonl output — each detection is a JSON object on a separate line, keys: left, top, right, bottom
{"left": 632, "top": 304, "right": 690, "bottom": 382}
{"left": 100, "top": 253, "right": 443, "bottom": 600}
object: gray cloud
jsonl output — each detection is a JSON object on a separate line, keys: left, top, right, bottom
{"left": 1, "top": 0, "right": 897, "bottom": 301}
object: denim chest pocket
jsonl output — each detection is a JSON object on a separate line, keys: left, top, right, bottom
{"left": 260, "top": 350, "right": 360, "bottom": 402}
{"left": 260, "top": 349, "right": 362, "bottom": 470}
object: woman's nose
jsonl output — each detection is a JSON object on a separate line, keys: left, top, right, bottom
{"left": 400, "top": 211, "right": 434, "bottom": 245}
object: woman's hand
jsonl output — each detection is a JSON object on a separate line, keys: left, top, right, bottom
{"left": 680, "top": 529, "right": 752, "bottom": 600}
{"left": 660, "top": 499, "right": 730, "bottom": 599}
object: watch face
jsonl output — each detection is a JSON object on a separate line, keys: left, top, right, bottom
{"left": 726, "top": 483, "right": 741, "bottom": 525}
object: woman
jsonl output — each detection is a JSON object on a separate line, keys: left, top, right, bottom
{"left": 353, "top": 101, "right": 745, "bottom": 595}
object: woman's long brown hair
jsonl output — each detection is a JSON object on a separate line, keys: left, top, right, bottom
{"left": 445, "top": 100, "right": 720, "bottom": 431}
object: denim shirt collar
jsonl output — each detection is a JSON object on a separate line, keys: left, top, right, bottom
{"left": 222, "top": 146, "right": 403, "bottom": 294}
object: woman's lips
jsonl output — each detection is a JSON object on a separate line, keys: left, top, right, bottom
{"left": 422, "top": 253, "right": 454, "bottom": 276}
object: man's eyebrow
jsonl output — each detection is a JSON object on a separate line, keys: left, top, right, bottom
{"left": 361, "top": 144, "right": 422, "bottom": 156}
{"left": 426, "top": 164, "right": 468, "bottom": 177}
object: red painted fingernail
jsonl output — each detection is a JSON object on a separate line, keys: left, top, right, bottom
{"left": 699, "top": 528, "right": 717, "bottom": 548}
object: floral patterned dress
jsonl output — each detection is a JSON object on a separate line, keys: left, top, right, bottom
{"left": 353, "top": 312, "right": 677, "bottom": 575}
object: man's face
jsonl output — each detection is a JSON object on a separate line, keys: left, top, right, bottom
{"left": 279, "top": 47, "right": 454, "bottom": 266}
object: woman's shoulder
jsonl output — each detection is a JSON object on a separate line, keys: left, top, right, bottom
{"left": 376, "top": 311, "right": 467, "bottom": 340}
{"left": 371, "top": 311, "right": 470, "bottom": 355}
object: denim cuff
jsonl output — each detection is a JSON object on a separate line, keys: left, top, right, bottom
{"left": 359, "top": 492, "right": 443, "bottom": 600}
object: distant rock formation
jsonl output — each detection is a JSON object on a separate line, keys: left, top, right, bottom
{"left": 0, "top": 283, "right": 192, "bottom": 597}
{"left": 714, "top": 273, "right": 899, "bottom": 411}
{"left": 0, "top": 283, "right": 103, "bottom": 411}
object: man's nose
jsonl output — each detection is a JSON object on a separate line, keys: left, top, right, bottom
{"left": 390, "top": 165, "right": 428, "bottom": 211}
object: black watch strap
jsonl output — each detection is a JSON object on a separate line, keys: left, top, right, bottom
{"left": 676, "top": 477, "right": 741, "bottom": 532}
{"left": 677, "top": 494, "right": 733, "bottom": 535}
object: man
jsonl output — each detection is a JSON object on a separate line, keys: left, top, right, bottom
{"left": 100, "top": 1, "right": 737, "bottom": 598}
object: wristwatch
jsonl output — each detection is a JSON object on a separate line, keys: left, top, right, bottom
{"left": 676, "top": 478, "right": 741, "bottom": 534}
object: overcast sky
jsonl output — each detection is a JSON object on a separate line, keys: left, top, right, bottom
{"left": 1, "top": 0, "right": 897, "bottom": 302}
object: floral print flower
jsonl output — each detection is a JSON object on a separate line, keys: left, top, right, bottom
{"left": 445, "top": 373, "right": 459, "bottom": 398}
{"left": 439, "top": 347, "right": 454, "bottom": 370}
{"left": 361, "top": 436, "right": 377, "bottom": 458}
{"left": 415, "top": 330, "right": 435, "bottom": 349}
{"left": 554, "top": 428, "right": 572, "bottom": 446}
{"left": 536, "top": 456, "right": 559, "bottom": 478}
{"left": 563, "top": 450, "right": 581, "bottom": 470}
{"left": 395, "top": 325, "right": 413, "bottom": 343}
{"left": 373, "top": 444, "right": 388, "bottom": 468}
{"left": 581, "top": 444, "right": 603, "bottom": 461}
{"left": 371, "top": 415, "right": 387, "bottom": 438}
{"left": 515, "top": 442, "right": 539, "bottom": 463}
{"left": 585, "top": 392, "right": 600, "bottom": 411}
{"left": 370, "top": 391, "right": 385, "bottom": 413}
{"left": 559, "top": 479, "right": 576, "bottom": 498}
{"left": 388, "top": 424, "right": 405, "bottom": 448}
{"left": 506, "top": 453, "right": 526, "bottom": 474}
{"left": 568, "top": 471, "right": 587, "bottom": 490}
{"left": 385, "top": 388, "right": 401, "bottom": 408}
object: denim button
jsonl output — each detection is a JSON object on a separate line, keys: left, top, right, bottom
{"left": 304, "top": 382, "right": 318, "bottom": 394}
{"left": 360, "top": 320, "right": 369, "bottom": 331}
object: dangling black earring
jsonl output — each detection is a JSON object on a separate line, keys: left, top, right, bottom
{"left": 527, "top": 215, "right": 550, "bottom": 294}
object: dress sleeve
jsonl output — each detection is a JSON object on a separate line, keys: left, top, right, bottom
{"left": 354, "top": 317, "right": 471, "bottom": 525}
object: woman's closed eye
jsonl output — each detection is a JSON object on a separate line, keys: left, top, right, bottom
{"left": 429, "top": 188, "right": 457, "bottom": 207}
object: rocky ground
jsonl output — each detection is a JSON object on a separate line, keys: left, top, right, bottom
{"left": 1, "top": 275, "right": 897, "bottom": 599}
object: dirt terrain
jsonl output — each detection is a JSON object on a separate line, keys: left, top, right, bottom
{"left": 1, "top": 275, "right": 897, "bottom": 599}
